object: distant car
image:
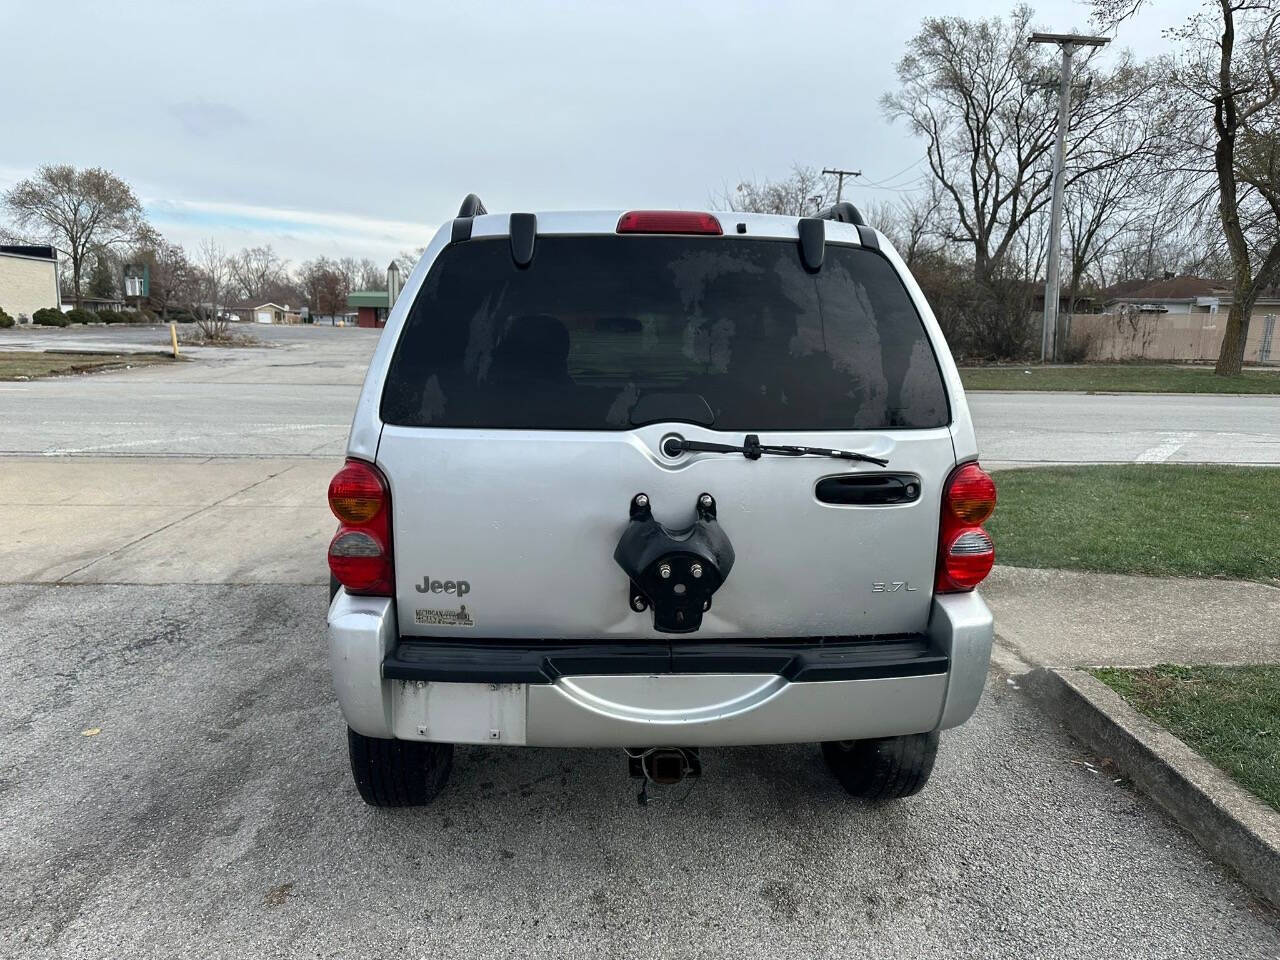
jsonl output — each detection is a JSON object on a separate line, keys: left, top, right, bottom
{"left": 326, "top": 196, "right": 996, "bottom": 806}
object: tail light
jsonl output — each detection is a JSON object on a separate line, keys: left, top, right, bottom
{"left": 937, "top": 462, "right": 996, "bottom": 592}
{"left": 617, "top": 211, "right": 723, "bottom": 235}
{"left": 328, "top": 459, "right": 393, "bottom": 596}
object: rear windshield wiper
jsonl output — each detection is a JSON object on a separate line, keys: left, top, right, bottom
{"left": 663, "top": 434, "right": 888, "bottom": 467}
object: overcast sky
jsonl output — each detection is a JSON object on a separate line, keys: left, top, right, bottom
{"left": 3, "top": 0, "right": 1199, "bottom": 266}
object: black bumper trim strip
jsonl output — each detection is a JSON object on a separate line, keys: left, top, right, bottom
{"left": 383, "top": 636, "right": 947, "bottom": 685}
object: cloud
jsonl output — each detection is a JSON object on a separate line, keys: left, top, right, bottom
{"left": 168, "top": 100, "right": 250, "bottom": 138}
{"left": 143, "top": 196, "right": 437, "bottom": 262}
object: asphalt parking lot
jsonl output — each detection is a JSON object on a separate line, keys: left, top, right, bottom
{"left": 2, "top": 325, "right": 1279, "bottom": 956}
{"left": 3, "top": 583, "right": 1277, "bottom": 959}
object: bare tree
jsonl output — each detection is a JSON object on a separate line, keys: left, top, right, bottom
{"left": 717, "top": 165, "right": 837, "bottom": 216}
{"left": 865, "top": 185, "right": 948, "bottom": 268}
{"left": 1096, "top": 0, "right": 1280, "bottom": 374}
{"left": 2, "top": 165, "right": 145, "bottom": 308}
{"left": 126, "top": 226, "right": 197, "bottom": 321}
{"left": 297, "top": 258, "right": 328, "bottom": 315}
{"left": 1100, "top": 175, "right": 1207, "bottom": 286}
{"left": 297, "top": 257, "right": 348, "bottom": 321}
{"left": 336, "top": 257, "right": 360, "bottom": 299}
{"left": 229, "top": 245, "right": 286, "bottom": 302}
{"left": 882, "top": 6, "right": 1168, "bottom": 287}
{"left": 1067, "top": 70, "right": 1173, "bottom": 304}
{"left": 394, "top": 247, "right": 427, "bottom": 277}
{"left": 1191, "top": 2, "right": 1280, "bottom": 374}
{"left": 357, "top": 257, "right": 384, "bottom": 290}
{"left": 149, "top": 241, "right": 194, "bottom": 320}
{"left": 193, "top": 239, "right": 231, "bottom": 339}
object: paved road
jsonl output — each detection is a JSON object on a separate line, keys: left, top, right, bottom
{"left": 1, "top": 325, "right": 1277, "bottom": 463}
{"left": 0, "top": 325, "right": 368, "bottom": 459}
{"left": 970, "top": 391, "right": 1280, "bottom": 466}
{"left": 1, "top": 582, "right": 1275, "bottom": 959}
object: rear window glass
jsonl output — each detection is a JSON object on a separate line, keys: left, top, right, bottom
{"left": 381, "top": 236, "right": 948, "bottom": 431}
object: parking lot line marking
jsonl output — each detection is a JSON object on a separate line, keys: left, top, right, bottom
{"left": 45, "top": 423, "right": 333, "bottom": 456}
{"left": 1135, "top": 432, "right": 1197, "bottom": 463}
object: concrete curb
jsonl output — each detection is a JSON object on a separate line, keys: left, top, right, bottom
{"left": 1024, "top": 666, "right": 1280, "bottom": 909}
{"left": 43, "top": 348, "right": 174, "bottom": 358}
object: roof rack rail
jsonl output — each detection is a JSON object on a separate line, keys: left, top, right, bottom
{"left": 815, "top": 201, "right": 866, "bottom": 226}
{"left": 457, "top": 194, "right": 487, "bottom": 218}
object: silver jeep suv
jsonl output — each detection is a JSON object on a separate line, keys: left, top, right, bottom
{"left": 326, "top": 196, "right": 996, "bottom": 806}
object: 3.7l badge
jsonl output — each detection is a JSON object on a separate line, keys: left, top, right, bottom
{"left": 872, "top": 581, "right": 918, "bottom": 593}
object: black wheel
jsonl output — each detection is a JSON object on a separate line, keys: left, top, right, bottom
{"left": 821, "top": 731, "right": 939, "bottom": 800}
{"left": 347, "top": 728, "right": 453, "bottom": 807}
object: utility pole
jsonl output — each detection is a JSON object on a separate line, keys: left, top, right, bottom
{"left": 822, "top": 167, "right": 861, "bottom": 204}
{"left": 1029, "top": 32, "right": 1108, "bottom": 363}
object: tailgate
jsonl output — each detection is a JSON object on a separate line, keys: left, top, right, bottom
{"left": 380, "top": 423, "right": 954, "bottom": 639}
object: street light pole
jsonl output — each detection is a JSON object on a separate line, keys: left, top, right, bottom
{"left": 1029, "top": 31, "right": 1109, "bottom": 363}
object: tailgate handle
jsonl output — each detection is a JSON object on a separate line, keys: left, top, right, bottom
{"left": 815, "top": 473, "right": 921, "bottom": 506}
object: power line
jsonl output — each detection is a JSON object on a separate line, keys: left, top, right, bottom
{"left": 857, "top": 179, "right": 927, "bottom": 195}
{"left": 858, "top": 157, "right": 927, "bottom": 189}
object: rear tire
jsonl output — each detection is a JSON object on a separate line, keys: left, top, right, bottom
{"left": 347, "top": 728, "right": 453, "bottom": 807}
{"left": 821, "top": 731, "right": 939, "bottom": 800}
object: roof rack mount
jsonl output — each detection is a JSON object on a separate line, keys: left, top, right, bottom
{"left": 815, "top": 201, "right": 866, "bottom": 227}
{"left": 457, "top": 194, "right": 487, "bottom": 218}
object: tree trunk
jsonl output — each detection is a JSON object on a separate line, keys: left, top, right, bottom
{"left": 972, "top": 249, "right": 991, "bottom": 286}
{"left": 1211, "top": 0, "right": 1252, "bottom": 378}
{"left": 1214, "top": 288, "right": 1254, "bottom": 376}
{"left": 71, "top": 256, "right": 83, "bottom": 310}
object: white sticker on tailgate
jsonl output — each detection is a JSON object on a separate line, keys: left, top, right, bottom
{"left": 415, "top": 605, "right": 475, "bottom": 628}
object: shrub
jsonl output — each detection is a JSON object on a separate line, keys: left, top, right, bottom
{"left": 65, "top": 307, "right": 97, "bottom": 325}
{"left": 32, "top": 307, "right": 69, "bottom": 327}
{"left": 914, "top": 264, "right": 1037, "bottom": 362}
{"left": 0, "top": 307, "right": 13, "bottom": 328}
{"left": 1058, "top": 327, "right": 1096, "bottom": 364}
{"left": 96, "top": 310, "right": 119, "bottom": 324}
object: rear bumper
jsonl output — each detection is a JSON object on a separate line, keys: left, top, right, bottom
{"left": 326, "top": 592, "right": 993, "bottom": 747}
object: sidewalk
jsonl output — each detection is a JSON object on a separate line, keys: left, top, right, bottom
{"left": 983, "top": 564, "right": 1280, "bottom": 672}
{"left": 0, "top": 457, "right": 334, "bottom": 584}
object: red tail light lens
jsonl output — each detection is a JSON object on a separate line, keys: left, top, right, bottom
{"left": 946, "top": 462, "right": 997, "bottom": 524}
{"left": 937, "top": 462, "right": 996, "bottom": 592}
{"left": 327, "top": 459, "right": 393, "bottom": 596}
{"left": 617, "top": 211, "right": 723, "bottom": 235}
